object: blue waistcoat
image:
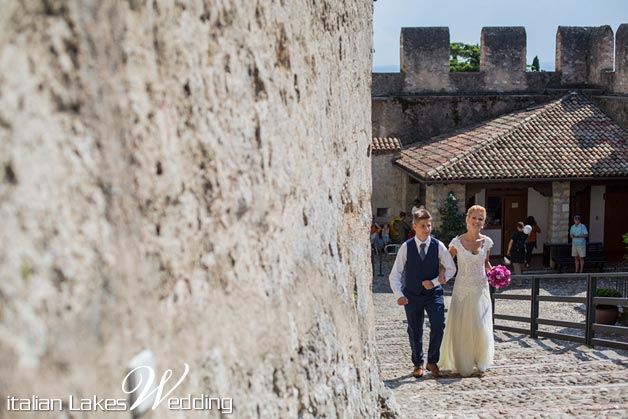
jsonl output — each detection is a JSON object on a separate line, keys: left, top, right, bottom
{"left": 404, "top": 237, "right": 440, "bottom": 297}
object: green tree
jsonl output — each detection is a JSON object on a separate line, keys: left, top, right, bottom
{"left": 432, "top": 192, "right": 466, "bottom": 246}
{"left": 530, "top": 55, "right": 540, "bottom": 72}
{"left": 450, "top": 42, "right": 480, "bottom": 72}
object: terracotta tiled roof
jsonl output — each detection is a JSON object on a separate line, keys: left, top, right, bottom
{"left": 372, "top": 137, "right": 402, "bottom": 154}
{"left": 394, "top": 92, "right": 628, "bottom": 182}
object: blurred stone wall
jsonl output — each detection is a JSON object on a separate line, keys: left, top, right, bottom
{"left": 0, "top": 1, "right": 385, "bottom": 418}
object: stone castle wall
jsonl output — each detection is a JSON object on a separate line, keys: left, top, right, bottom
{"left": 0, "top": 2, "right": 386, "bottom": 418}
{"left": 372, "top": 94, "right": 549, "bottom": 146}
{"left": 374, "top": 24, "right": 628, "bottom": 96}
{"left": 373, "top": 24, "right": 628, "bottom": 146}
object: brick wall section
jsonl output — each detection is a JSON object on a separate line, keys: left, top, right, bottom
{"left": 549, "top": 182, "right": 572, "bottom": 243}
{"left": 372, "top": 153, "right": 406, "bottom": 220}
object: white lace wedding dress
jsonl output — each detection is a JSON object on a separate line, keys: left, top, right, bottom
{"left": 440, "top": 236, "right": 495, "bottom": 376}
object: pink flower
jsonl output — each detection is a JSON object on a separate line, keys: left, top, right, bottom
{"left": 487, "top": 265, "right": 511, "bottom": 289}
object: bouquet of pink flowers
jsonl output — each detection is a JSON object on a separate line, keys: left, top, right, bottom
{"left": 487, "top": 265, "right": 511, "bottom": 289}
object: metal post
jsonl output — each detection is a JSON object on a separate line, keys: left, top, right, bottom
{"left": 490, "top": 285, "right": 496, "bottom": 324}
{"left": 585, "top": 274, "right": 596, "bottom": 347}
{"left": 530, "top": 275, "right": 540, "bottom": 338}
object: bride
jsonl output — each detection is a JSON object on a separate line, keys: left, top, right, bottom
{"left": 439, "top": 204, "right": 494, "bottom": 376}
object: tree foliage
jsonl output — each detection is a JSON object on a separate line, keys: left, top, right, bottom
{"left": 450, "top": 42, "right": 480, "bottom": 72}
{"left": 530, "top": 55, "right": 540, "bottom": 72}
{"left": 432, "top": 192, "right": 466, "bottom": 246}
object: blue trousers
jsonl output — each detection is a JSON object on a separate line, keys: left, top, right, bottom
{"left": 404, "top": 288, "right": 445, "bottom": 367}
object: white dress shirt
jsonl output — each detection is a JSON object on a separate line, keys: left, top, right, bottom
{"left": 388, "top": 236, "right": 457, "bottom": 300}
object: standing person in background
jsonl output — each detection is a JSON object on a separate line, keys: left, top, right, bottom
{"left": 506, "top": 222, "right": 527, "bottom": 286}
{"left": 570, "top": 215, "right": 588, "bottom": 274}
{"left": 397, "top": 213, "right": 412, "bottom": 241}
{"left": 389, "top": 212, "right": 408, "bottom": 244}
{"left": 411, "top": 199, "right": 425, "bottom": 215}
{"left": 524, "top": 216, "right": 542, "bottom": 268}
{"left": 382, "top": 223, "right": 391, "bottom": 247}
{"left": 370, "top": 219, "right": 382, "bottom": 251}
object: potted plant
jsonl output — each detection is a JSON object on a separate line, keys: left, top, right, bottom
{"left": 595, "top": 288, "right": 622, "bottom": 325}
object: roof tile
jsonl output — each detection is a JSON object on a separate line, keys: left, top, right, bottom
{"left": 394, "top": 92, "right": 628, "bottom": 182}
{"left": 371, "top": 137, "right": 402, "bottom": 155}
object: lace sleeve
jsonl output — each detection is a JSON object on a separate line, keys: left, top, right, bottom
{"left": 484, "top": 236, "right": 494, "bottom": 251}
{"left": 448, "top": 236, "right": 459, "bottom": 250}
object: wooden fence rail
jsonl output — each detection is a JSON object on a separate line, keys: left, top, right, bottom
{"left": 492, "top": 272, "right": 628, "bottom": 350}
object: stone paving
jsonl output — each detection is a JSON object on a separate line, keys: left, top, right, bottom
{"left": 372, "top": 254, "right": 628, "bottom": 418}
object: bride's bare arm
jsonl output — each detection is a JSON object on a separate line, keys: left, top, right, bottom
{"left": 438, "top": 264, "right": 447, "bottom": 285}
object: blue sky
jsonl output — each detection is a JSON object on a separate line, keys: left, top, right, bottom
{"left": 373, "top": 0, "right": 628, "bottom": 72}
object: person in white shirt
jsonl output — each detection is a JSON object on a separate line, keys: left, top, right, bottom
{"left": 411, "top": 199, "right": 425, "bottom": 215}
{"left": 389, "top": 209, "right": 457, "bottom": 378}
{"left": 569, "top": 215, "right": 588, "bottom": 273}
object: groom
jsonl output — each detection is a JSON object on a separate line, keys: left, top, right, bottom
{"left": 389, "top": 208, "right": 456, "bottom": 378}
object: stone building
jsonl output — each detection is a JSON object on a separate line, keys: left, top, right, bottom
{"left": 371, "top": 137, "right": 403, "bottom": 221}
{"left": 372, "top": 25, "right": 628, "bottom": 260}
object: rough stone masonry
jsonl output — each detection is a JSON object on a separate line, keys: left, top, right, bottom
{"left": 0, "top": 1, "right": 386, "bottom": 418}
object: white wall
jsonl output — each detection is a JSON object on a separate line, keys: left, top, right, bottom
{"left": 527, "top": 187, "right": 549, "bottom": 254}
{"left": 589, "top": 185, "right": 606, "bottom": 243}
{"left": 484, "top": 229, "right": 502, "bottom": 256}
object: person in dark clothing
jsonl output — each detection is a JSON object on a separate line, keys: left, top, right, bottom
{"left": 507, "top": 222, "right": 527, "bottom": 286}
{"left": 524, "top": 216, "right": 541, "bottom": 268}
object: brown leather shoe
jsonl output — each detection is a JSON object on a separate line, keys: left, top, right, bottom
{"left": 426, "top": 363, "right": 440, "bottom": 377}
{"left": 412, "top": 366, "right": 424, "bottom": 378}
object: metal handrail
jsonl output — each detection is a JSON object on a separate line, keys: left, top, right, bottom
{"left": 492, "top": 272, "right": 628, "bottom": 350}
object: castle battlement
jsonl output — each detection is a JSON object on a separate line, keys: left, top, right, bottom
{"left": 373, "top": 24, "right": 628, "bottom": 96}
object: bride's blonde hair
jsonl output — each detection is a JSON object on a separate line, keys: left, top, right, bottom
{"left": 466, "top": 205, "right": 487, "bottom": 220}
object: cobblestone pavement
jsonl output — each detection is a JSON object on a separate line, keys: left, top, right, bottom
{"left": 372, "top": 253, "right": 628, "bottom": 418}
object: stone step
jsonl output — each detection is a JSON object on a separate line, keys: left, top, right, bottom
{"left": 376, "top": 342, "right": 613, "bottom": 364}
{"left": 395, "top": 384, "right": 628, "bottom": 418}
{"left": 380, "top": 358, "right": 622, "bottom": 375}
{"left": 376, "top": 360, "right": 623, "bottom": 376}
{"left": 431, "top": 404, "right": 628, "bottom": 419}
{"left": 376, "top": 335, "right": 625, "bottom": 361}
{"left": 399, "top": 369, "right": 628, "bottom": 392}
